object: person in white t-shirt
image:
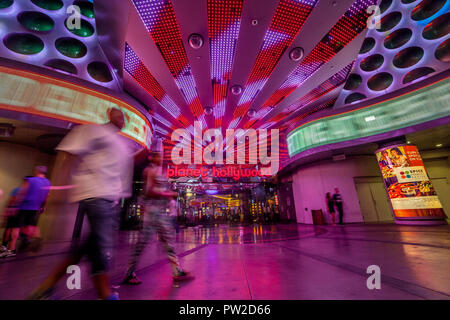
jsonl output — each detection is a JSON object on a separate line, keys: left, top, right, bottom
{"left": 28, "top": 108, "right": 133, "bottom": 300}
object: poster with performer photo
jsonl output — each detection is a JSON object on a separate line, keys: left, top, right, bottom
{"left": 375, "top": 145, "right": 446, "bottom": 219}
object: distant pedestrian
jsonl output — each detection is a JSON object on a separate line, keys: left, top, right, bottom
{"left": 326, "top": 192, "right": 336, "bottom": 225}
{"left": 122, "top": 151, "right": 193, "bottom": 285}
{"left": 332, "top": 188, "right": 344, "bottom": 225}
{"left": 1, "top": 183, "right": 23, "bottom": 258}
{"left": 3, "top": 167, "right": 51, "bottom": 257}
{"left": 169, "top": 199, "right": 180, "bottom": 233}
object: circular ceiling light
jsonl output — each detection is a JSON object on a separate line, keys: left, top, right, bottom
{"left": 188, "top": 34, "right": 204, "bottom": 49}
{"left": 231, "top": 85, "right": 242, "bottom": 95}
{"left": 247, "top": 109, "right": 256, "bottom": 118}
{"left": 289, "top": 47, "right": 304, "bottom": 62}
{"left": 204, "top": 106, "right": 213, "bottom": 115}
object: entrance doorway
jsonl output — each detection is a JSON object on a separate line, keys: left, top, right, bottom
{"left": 355, "top": 177, "right": 394, "bottom": 223}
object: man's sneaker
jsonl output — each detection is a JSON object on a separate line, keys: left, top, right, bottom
{"left": 122, "top": 272, "right": 142, "bottom": 285}
{"left": 0, "top": 245, "right": 8, "bottom": 253}
{"left": 0, "top": 250, "right": 16, "bottom": 258}
{"left": 173, "top": 271, "right": 194, "bottom": 281}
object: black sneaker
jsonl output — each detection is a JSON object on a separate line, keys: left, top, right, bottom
{"left": 0, "top": 250, "right": 16, "bottom": 258}
{"left": 122, "top": 272, "right": 142, "bottom": 285}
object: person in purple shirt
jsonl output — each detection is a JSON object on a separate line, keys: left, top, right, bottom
{"left": 2, "top": 166, "right": 51, "bottom": 257}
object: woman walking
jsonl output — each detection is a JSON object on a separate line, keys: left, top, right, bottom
{"left": 326, "top": 193, "right": 336, "bottom": 225}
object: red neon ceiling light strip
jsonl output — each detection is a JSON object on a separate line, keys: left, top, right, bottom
{"left": 280, "top": 61, "right": 354, "bottom": 117}
{"left": 132, "top": 0, "right": 204, "bottom": 121}
{"left": 208, "top": 0, "right": 244, "bottom": 127}
{"left": 230, "top": 0, "right": 319, "bottom": 126}
{"left": 262, "top": 0, "right": 375, "bottom": 110}
{"left": 124, "top": 43, "right": 182, "bottom": 120}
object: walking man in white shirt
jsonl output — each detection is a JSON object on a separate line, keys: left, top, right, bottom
{"left": 28, "top": 108, "right": 133, "bottom": 300}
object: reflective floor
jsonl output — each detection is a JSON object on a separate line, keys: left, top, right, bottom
{"left": 1, "top": 224, "right": 449, "bottom": 300}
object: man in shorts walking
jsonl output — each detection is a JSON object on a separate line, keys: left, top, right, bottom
{"left": 1, "top": 168, "right": 50, "bottom": 258}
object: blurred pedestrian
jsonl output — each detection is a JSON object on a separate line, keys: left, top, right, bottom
{"left": 169, "top": 198, "right": 180, "bottom": 233}
{"left": 3, "top": 167, "right": 50, "bottom": 257}
{"left": 123, "top": 151, "right": 193, "bottom": 285}
{"left": 28, "top": 108, "right": 133, "bottom": 300}
{"left": 1, "top": 182, "right": 24, "bottom": 257}
{"left": 326, "top": 192, "right": 336, "bottom": 225}
{"left": 332, "top": 188, "right": 344, "bottom": 225}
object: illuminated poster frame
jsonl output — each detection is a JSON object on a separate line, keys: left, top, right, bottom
{"left": 375, "top": 144, "right": 446, "bottom": 224}
{"left": 287, "top": 78, "right": 450, "bottom": 157}
{"left": 0, "top": 65, "right": 152, "bottom": 147}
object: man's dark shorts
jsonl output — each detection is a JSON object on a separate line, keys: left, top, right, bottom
{"left": 17, "top": 210, "right": 40, "bottom": 227}
{"left": 5, "top": 214, "right": 20, "bottom": 228}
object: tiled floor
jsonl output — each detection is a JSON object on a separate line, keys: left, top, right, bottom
{"left": 1, "top": 223, "right": 449, "bottom": 300}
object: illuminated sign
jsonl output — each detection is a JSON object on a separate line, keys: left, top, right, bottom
{"left": 375, "top": 145, "right": 446, "bottom": 220}
{"left": 287, "top": 78, "right": 450, "bottom": 157}
{"left": 0, "top": 66, "right": 152, "bottom": 147}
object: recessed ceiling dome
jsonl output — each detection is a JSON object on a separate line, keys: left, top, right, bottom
{"left": 359, "top": 37, "right": 376, "bottom": 54}
{"left": 360, "top": 54, "right": 384, "bottom": 72}
{"left": 44, "top": 59, "right": 78, "bottom": 74}
{"left": 87, "top": 62, "right": 113, "bottom": 82}
{"left": 55, "top": 37, "right": 88, "bottom": 58}
{"left": 3, "top": 33, "right": 44, "bottom": 55}
{"left": 435, "top": 38, "right": 450, "bottom": 62}
{"left": 0, "top": 0, "right": 13, "bottom": 9}
{"left": 378, "top": 12, "right": 402, "bottom": 32}
{"left": 73, "top": 0, "right": 95, "bottom": 19}
{"left": 345, "top": 92, "right": 366, "bottom": 104}
{"left": 384, "top": 28, "right": 413, "bottom": 49}
{"left": 18, "top": 11, "right": 54, "bottom": 33}
{"left": 31, "top": 0, "right": 63, "bottom": 11}
{"left": 344, "top": 74, "right": 363, "bottom": 90}
{"left": 403, "top": 67, "right": 435, "bottom": 84}
{"left": 411, "top": 0, "right": 446, "bottom": 21}
{"left": 393, "top": 46, "right": 424, "bottom": 68}
{"left": 65, "top": 18, "right": 95, "bottom": 37}
{"left": 367, "top": 72, "right": 393, "bottom": 91}
{"left": 422, "top": 12, "right": 450, "bottom": 40}
{"left": 379, "top": 0, "right": 393, "bottom": 14}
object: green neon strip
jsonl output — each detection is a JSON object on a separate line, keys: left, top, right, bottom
{"left": 287, "top": 79, "right": 450, "bottom": 157}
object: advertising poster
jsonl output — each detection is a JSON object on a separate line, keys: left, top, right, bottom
{"left": 375, "top": 145, "right": 446, "bottom": 219}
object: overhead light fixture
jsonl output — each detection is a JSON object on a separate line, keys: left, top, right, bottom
{"left": 289, "top": 47, "right": 304, "bottom": 62}
{"left": 251, "top": 19, "right": 258, "bottom": 26}
{"left": 365, "top": 115, "right": 376, "bottom": 122}
{"left": 188, "top": 34, "right": 204, "bottom": 49}
{"left": 231, "top": 85, "right": 242, "bottom": 95}
{"left": 407, "top": 141, "right": 411, "bottom": 144}
{"left": 204, "top": 106, "right": 213, "bottom": 115}
{"left": 436, "top": 143, "right": 443, "bottom": 148}
{"left": 247, "top": 109, "right": 256, "bottom": 118}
